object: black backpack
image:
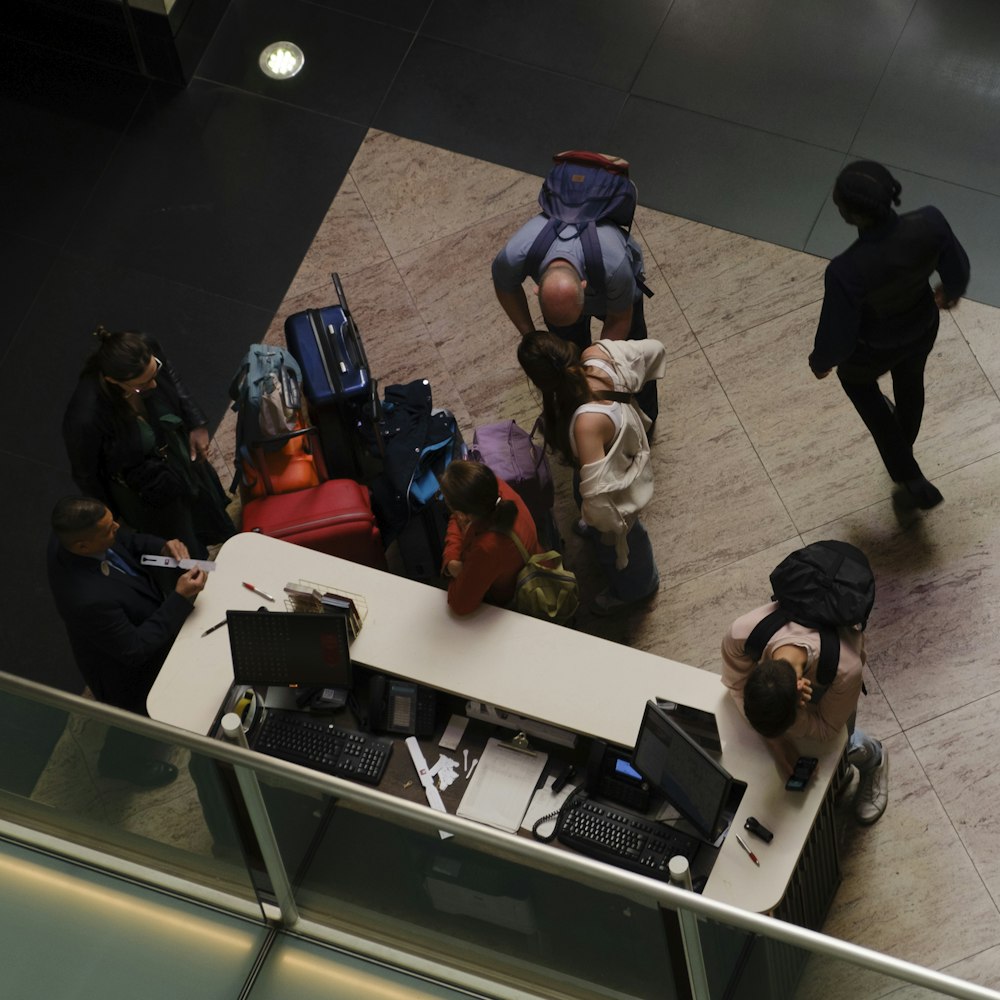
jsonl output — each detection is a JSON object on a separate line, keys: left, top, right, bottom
{"left": 523, "top": 150, "right": 652, "bottom": 300}
{"left": 744, "top": 541, "right": 875, "bottom": 686}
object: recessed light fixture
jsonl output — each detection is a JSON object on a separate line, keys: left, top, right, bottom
{"left": 259, "top": 41, "right": 305, "bottom": 80}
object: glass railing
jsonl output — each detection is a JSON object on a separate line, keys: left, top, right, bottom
{"left": 1, "top": 671, "right": 997, "bottom": 1000}
{"left": 0, "top": 679, "right": 259, "bottom": 911}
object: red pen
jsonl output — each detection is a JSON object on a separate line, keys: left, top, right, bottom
{"left": 242, "top": 582, "right": 274, "bottom": 602}
{"left": 735, "top": 833, "right": 760, "bottom": 867}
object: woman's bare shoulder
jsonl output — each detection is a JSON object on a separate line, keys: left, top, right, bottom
{"left": 581, "top": 342, "right": 612, "bottom": 362}
{"left": 573, "top": 408, "right": 615, "bottom": 463}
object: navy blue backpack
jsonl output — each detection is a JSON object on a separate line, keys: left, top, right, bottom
{"left": 524, "top": 150, "right": 651, "bottom": 299}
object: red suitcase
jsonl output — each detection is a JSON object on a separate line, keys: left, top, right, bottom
{"left": 241, "top": 479, "right": 387, "bottom": 570}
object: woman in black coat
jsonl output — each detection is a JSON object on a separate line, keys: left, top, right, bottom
{"left": 63, "top": 327, "right": 235, "bottom": 558}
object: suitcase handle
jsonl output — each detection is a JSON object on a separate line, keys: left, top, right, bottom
{"left": 328, "top": 272, "right": 383, "bottom": 453}
{"left": 330, "top": 272, "right": 373, "bottom": 375}
{"left": 332, "top": 272, "right": 350, "bottom": 313}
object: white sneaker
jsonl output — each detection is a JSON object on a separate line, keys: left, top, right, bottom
{"left": 854, "top": 747, "right": 889, "bottom": 825}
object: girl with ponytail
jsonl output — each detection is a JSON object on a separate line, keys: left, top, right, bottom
{"left": 438, "top": 460, "right": 541, "bottom": 615}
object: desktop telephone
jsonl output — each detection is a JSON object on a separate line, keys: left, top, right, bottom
{"left": 586, "top": 740, "right": 651, "bottom": 812}
{"left": 368, "top": 674, "right": 437, "bottom": 737}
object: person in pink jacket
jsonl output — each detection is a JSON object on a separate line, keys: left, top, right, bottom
{"left": 721, "top": 602, "right": 889, "bottom": 825}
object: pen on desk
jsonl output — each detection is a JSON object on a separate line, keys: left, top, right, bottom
{"left": 735, "top": 833, "right": 760, "bottom": 867}
{"left": 200, "top": 619, "right": 227, "bottom": 638}
{"left": 242, "top": 582, "right": 274, "bottom": 602}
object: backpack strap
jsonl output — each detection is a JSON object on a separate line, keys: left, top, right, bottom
{"left": 815, "top": 627, "right": 840, "bottom": 687}
{"left": 500, "top": 527, "right": 532, "bottom": 566}
{"left": 578, "top": 221, "right": 607, "bottom": 298}
{"left": 524, "top": 217, "right": 564, "bottom": 283}
{"left": 595, "top": 389, "right": 634, "bottom": 404}
{"left": 523, "top": 217, "right": 613, "bottom": 300}
{"left": 746, "top": 611, "right": 846, "bottom": 691}
{"left": 744, "top": 608, "right": 789, "bottom": 662}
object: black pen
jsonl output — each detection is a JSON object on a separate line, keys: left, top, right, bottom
{"left": 735, "top": 833, "right": 760, "bottom": 867}
{"left": 201, "top": 619, "right": 227, "bottom": 638}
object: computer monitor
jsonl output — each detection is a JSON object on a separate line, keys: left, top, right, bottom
{"left": 631, "top": 699, "right": 734, "bottom": 841}
{"left": 226, "top": 610, "right": 352, "bottom": 691}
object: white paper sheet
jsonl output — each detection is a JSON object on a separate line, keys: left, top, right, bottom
{"left": 457, "top": 737, "right": 547, "bottom": 833}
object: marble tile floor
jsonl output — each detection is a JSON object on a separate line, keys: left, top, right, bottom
{"left": 28, "top": 709, "right": 216, "bottom": 861}
{"left": 34, "top": 129, "right": 1000, "bottom": 998}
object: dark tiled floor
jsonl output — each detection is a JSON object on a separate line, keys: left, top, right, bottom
{"left": 4, "top": 0, "right": 1000, "bottom": 694}
{"left": 632, "top": 0, "right": 917, "bottom": 150}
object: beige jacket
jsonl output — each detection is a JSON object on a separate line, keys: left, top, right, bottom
{"left": 572, "top": 339, "right": 667, "bottom": 568}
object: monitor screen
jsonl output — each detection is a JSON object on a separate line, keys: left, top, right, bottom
{"left": 227, "top": 610, "right": 352, "bottom": 689}
{"left": 631, "top": 700, "right": 733, "bottom": 841}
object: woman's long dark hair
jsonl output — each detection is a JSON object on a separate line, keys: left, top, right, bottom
{"left": 439, "top": 460, "right": 517, "bottom": 532}
{"left": 517, "top": 331, "right": 595, "bottom": 464}
{"left": 81, "top": 326, "right": 153, "bottom": 422}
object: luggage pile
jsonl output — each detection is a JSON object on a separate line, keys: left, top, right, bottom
{"left": 229, "top": 275, "right": 386, "bottom": 571}
{"left": 228, "top": 273, "right": 562, "bottom": 591}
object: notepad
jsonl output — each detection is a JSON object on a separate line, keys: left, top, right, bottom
{"left": 457, "top": 738, "right": 548, "bottom": 833}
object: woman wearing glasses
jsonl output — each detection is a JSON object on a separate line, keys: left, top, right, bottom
{"left": 62, "top": 327, "right": 234, "bottom": 558}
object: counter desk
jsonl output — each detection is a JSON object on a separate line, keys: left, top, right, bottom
{"left": 149, "top": 532, "right": 844, "bottom": 920}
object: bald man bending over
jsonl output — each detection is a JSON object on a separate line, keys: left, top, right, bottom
{"left": 492, "top": 214, "right": 657, "bottom": 426}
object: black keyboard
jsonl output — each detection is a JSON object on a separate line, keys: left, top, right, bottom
{"left": 556, "top": 795, "right": 700, "bottom": 879}
{"left": 252, "top": 711, "right": 391, "bottom": 786}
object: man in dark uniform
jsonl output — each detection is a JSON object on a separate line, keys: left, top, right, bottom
{"left": 810, "top": 160, "right": 970, "bottom": 509}
{"left": 47, "top": 495, "right": 207, "bottom": 787}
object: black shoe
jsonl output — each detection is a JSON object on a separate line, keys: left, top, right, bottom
{"left": 902, "top": 476, "right": 943, "bottom": 510}
{"left": 101, "top": 759, "right": 179, "bottom": 790}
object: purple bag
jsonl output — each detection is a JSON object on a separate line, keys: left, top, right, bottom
{"left": 470, "top": 419, "right": 554, "bottom": 528}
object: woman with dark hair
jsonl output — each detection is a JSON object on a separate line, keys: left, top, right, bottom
{"left": 517, "top": 330, "right": 666, "bottom": 614}
{"left": 810, "top": 160, "right": 970, "bottom": 509}
{"left": 62, "top": 327, "right": 235, "bottom": 558}
{"left": 439, "top": 459, "right": 540, "bottom": 615}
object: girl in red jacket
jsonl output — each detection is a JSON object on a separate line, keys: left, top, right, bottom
{"left": 439, "top": 460, "right": 540, "bottom": 615}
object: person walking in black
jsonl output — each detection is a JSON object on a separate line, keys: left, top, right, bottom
{"left": 809, "top": 160, "right": 970, "bottom": 509}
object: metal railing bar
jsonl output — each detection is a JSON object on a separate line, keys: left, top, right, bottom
{"left": 3, "top": 671, "right": 998, "bottom": 1000}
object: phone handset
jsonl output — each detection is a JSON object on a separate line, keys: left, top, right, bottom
{"left": 531, "top": 787, "right": 588, "bottom": 842}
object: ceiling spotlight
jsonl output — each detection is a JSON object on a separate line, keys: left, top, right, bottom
{"left": 259, "top": 41, "right": 305, "bottom": 80}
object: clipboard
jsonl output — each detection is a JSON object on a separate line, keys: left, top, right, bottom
{"left": 457, "top": 738, "right": 548, "bottom": 833}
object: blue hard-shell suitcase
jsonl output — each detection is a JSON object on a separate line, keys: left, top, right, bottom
{"left": 284, "top": 273, "right": 381, "bottom": 480}
{"left": 284, "top": 275, "right": 371, "bottom": 406}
